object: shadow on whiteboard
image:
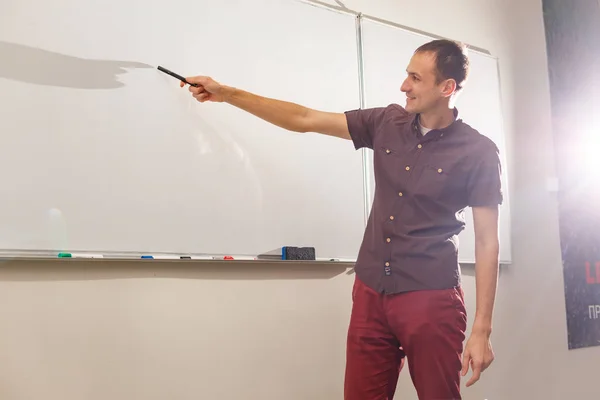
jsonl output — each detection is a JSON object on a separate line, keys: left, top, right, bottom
{"left": 0, "top": 261, "right": 347, "bottom": 282}
{"left": 0, "top": 40, "right": 152, "bottom": 89}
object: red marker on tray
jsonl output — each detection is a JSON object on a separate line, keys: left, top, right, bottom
{"left": 212, "top": 256, "right": 256, "bottom": 260}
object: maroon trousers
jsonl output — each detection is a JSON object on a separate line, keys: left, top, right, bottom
{"left": 344, "top": 277, "right": 467, "bottom": 400}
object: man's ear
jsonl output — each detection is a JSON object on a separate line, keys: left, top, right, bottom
{"left": 440, "top": 79, "right": 457, "bottom": 97}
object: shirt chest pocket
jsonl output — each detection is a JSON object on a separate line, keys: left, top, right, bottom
{"left": 375, "top": 145, "right": 411, "bottom": 180}
{"left": 379, "top": 145, "right": 410, "bottom": 158}
{"left": 413, "top": 163, "right": 463, "bottom": 202}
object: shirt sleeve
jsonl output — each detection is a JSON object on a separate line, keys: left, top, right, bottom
{"left": 344, "top": 107, "right": 387, "bottom": 150}
{"left": 466, "top": 140, "right": 504, "bottom": 207}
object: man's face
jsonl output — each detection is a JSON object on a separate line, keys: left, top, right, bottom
{"left": 400, "top": 51, "right": 453, "bottom": 114}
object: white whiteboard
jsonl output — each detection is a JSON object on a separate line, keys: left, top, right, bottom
{"left": 360, "top": 17, "right": 512, "bottom": 264}
{"left": 0, "top": 0, "right": 365, "bottom": 259}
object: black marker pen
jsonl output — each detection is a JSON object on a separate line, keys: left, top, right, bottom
{"left": 157, "top": 65, "right": 199, "bottom": 87}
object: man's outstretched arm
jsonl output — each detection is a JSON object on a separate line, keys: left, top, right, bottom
{"left": 181, "top": 76, "right": 351, "bottom": 140}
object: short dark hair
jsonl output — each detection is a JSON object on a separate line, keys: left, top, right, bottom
{"left": 415, "top": 39, "right": 469, "bottom": 92}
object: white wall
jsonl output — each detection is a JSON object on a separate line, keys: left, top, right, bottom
{"left": 0, "top": 0, "right": 595, "bottom": 399}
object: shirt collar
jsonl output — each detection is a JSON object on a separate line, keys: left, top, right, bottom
{"left": 410, "top": 108, "right": 461, "bottom": 136}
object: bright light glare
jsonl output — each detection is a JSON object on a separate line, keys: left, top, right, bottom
{"left": 581, "top": 133, "right": 600, "bottom": 170}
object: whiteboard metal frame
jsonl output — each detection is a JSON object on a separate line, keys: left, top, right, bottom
{"left": 355, "top": 14, "right": 372, "bottom": 227}
{"left": 3, "top": 0, "right": 510, "bottom": 263}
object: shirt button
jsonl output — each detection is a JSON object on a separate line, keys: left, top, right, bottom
{"left": 417, "top": 144, "right": 423, "bottom": 149}
{"left": 385, "top": 149, "right": 391, "bottom": 154}
{"left": 385, "top": 262, "right": 390, "bottom": 267}
{"left": 405, "top": 166, "right": 410, "bottom": 171}
{"left": 438, "top": 168, "right": 443, "bottom": 173}
{"left": 398, "top": 192, "right": 403, "bottom": 197}
{"left": 389, "top": 216, "right": 395, "bottom": 221}
{"left": 386, "top": 238, "right": 391, "bottom": 243}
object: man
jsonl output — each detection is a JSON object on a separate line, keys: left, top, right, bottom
{"left": 181, "top": 39, "right": 502, "bottom": 400}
